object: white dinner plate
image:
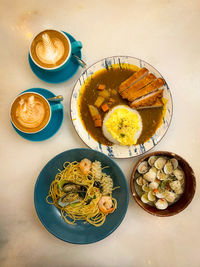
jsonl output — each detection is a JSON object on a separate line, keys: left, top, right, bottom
{"left": 70, "top": 56, "right": 173, "bottom": 158}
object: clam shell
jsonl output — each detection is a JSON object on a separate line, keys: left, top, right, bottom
{"left": 155, "top": 199, "right": 168, "bottom": 210}
{"left": 143, "top": 167, "right": 157, "bottom": 182}
{"left": 141, "top": 193, "right": 149, "bottom": 203}
{"left": 148, "top": 156, "right": 158, "bottom": 166}
{"left": 137, "top": 161, "right": 149, "bottom": 174}
{"left": 170, "top": 180, "right": 181, "bottom": 192}
{"left": 165, "top": 191, "right": 176, "bottom": 202}
{"left": 154, "top": 157, "right": 167, "bottom": 170}
{"left": 155, "top": 190, "right": 166, "bottom": 198}
{"left": 179, "top": 178, "right": 185, "bottom": 186}
{"left": 170, "top": 158, "right": 179, "bottom": 170}
{"left": 149, "top": 181, "right": 159, "bottom": 190}
{"left": 175, "top": 187, "right": 184, "bottom": 195}
{"left": 148, "top": 190, "right": 156, "bottom": 201}
{"left": 142, "top": 179, "right": 149, "bottom": 185}
{"left": 136, "top": 176, "right": 144, "bottom": 186}
{"left": 173, "top": 169, "right": 185, "bottom": 180}
{"left": 157, "top": 170, "right": 168, "bottom": 180}
{"left": 164, "top": 161, "right": 173, "bottom": 174}
{"left": 142, "top": 184, "right": 150, "bottom": 192}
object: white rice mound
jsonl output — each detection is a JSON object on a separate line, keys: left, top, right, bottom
{"left": 102, "top": 105, "right": 143, "bottom": 145}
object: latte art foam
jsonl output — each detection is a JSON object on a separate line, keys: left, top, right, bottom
{"left": 11, "top": 93, "right": 51, "bottom": 133}
{"left": 36, "top": 33, "right": 65, "bottom": 65}
{"left": 16, "top": 96, "right": 46, "bottom": 129}
{"left": 30, "top": 30, "right": 70, "bottom": 68}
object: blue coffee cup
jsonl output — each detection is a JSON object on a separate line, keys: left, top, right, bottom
{"left": 29, "top": 29, "right": 82, "bottom": 72}
{"left": 10, "top": 91, "right": 63, "bottom": 134}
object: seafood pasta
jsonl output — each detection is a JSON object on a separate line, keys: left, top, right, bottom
{"left": 46, "top": 159, "right": 118, "bottom": 227}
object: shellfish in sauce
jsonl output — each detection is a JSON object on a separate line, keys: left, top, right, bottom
{"left": 134, "top": 155, "right": 185, "bottom": 210}
{"left": 137, "top": 161, "right": 149, "bottom": 174}
{"left": 148, "top": 156, "right": 158, "bottom": 166}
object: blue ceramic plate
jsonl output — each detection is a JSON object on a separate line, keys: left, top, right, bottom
{"left": 34, "top": 148, "right": 129, "bottom": 244}
{"left": 11, "top": 88, "right": 64, "bottom": 141}
{"left": 28, "top": 32, "right": 82, "bottom": 83}
{"left": 71, "top": 56, "right": 173, "bottom": 158}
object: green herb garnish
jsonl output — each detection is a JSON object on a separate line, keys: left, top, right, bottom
{"left": 86, "top": 198, "right": 92, "bottom": 205}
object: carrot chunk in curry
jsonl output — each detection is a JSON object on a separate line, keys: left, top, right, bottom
{"left": 97, "top": 84, "right": 106, "bottom": 90}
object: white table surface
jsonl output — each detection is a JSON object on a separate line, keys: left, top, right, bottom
{"left": 1, "top": 0, "right": 200, "bottom": 266}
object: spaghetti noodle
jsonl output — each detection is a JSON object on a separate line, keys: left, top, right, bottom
{"left": 46, "top": 159, "right": 118, "bottom": 227}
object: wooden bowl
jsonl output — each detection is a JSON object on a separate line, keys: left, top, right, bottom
{"left": 130, "top": 151, "right": 196, "bottom": 216}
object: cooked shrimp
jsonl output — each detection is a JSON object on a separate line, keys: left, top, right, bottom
{"left": 98, "top": 196, "right": 114, "bottom": 214}
{"left": 79, "top": 158, "right": 92, "bottom": 175}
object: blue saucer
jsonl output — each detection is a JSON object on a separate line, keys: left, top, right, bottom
{"left": 28, "top": 32, "right": 82, "bottom": 83}
{"left": 11, "top": 88, "right": 64, "bottom": 141}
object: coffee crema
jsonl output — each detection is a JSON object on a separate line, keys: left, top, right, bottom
{"left": 11, "top": 93, "right": 51, "bottom": 133}
{"left": 30, "top": 30, "right": 70, "bottom": 68}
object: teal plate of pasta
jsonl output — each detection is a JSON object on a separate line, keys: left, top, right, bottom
{"left": 34, "top": 148, "right": 129, "bottom": 244}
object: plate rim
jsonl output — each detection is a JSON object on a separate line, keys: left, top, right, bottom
{"left": 34, "top": 148, "right": 129, "bottom": 244}
{"left": 70, "top": 55, "right": 173, "bottom": 159}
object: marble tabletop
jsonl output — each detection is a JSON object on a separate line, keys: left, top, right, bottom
{"left": 1, "top": 0, "right": 200, "bottom": 266}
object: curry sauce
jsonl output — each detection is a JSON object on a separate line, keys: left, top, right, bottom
{"left": 78, "top": 65, "right": 163, "bottom": 146}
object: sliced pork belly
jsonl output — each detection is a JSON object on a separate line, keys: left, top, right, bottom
{"left": 121, "top": 73, "right": 156, "bottom": 100}
{"left": 127, "top": 78, "right": 165, "bottom": 102}
{"left": 118, "top": 67, "right": 148, "bottom": 94}
{"left": 130, "top": 89, "right": 164, "bottom": 109}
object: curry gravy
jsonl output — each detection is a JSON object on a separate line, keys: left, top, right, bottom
{"left": 78, "top": 65, "right": 163, "bottom": 146}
